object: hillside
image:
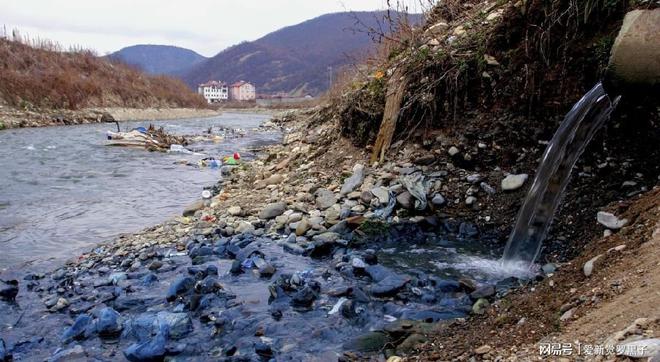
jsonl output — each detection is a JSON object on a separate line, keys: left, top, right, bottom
{"left": 0, "top": 38, "right": 207, "bottom": 111}
{"left": 107, "top": 44, "right": 207, "bottom": 75}
{"left": 182, "top": 11, "right": 422, "bottom": 96}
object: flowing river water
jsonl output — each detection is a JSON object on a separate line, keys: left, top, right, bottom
{"left": 0, "top": 112, "right": 279, "bottom": 271}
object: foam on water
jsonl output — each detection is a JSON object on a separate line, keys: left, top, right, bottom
{"left": 435, "top": 256, "right": 539, "bottom": 281}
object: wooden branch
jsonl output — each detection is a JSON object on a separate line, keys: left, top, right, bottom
{"left": 370, "top": 67, "right": 408, "bottom": 163}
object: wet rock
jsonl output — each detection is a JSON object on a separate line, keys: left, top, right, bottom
{"left": 340, "top": 164, "right": 365, "bottom": 195}
{"left": 259, "top": 202, "right": 287, "bottom": 219}
{"left": 315, "top": 189, "right": 337, "bottom": 210}
{"left": 0, "top": 338, "right": 7, "bottom": 362}
{"left": 596, "top": 211, "right": 628, "bottom": 229}
{"left": 501, "top": 174, "right": 528, "bottom": 191}
{"left": 148, "top": 261, "right": 163, "bottom": 271}
{"left": 166, "top": 276, "right": 195, "bottom": 302}
{"left": 458, "top": 222, "right": 478, "bottom": 238}
{"left": 472, "top": 298, "right": 489, "bottom": 314}
{"left": 470, "top": 285, "right": 495, "bottom": 300}
{"left": 431, "top": 194, "right": 445, "bottom": 206}
{"left": 351, "top": 257, "right": 367, "bottom": 270}
{"left": 156, "top": 312, "right": 193, "bottom": 339}
{"left": 124, "top": 325, "right": 167, "bottom": 362}
{"left": 291, "top": 284, "right": 320, "bottom": 308}
{"left": 345, "top": 331, "right": 391, "bottom": 352}
{"left": 0, "top": 279, "right": 18, "bottom": 301}
{"left": 96, "top": 307, "right": 122, "bottom": 337}
{"left": 109, "top": 272, "right": 128, "bottom": 285}
{"left": 62, "top": 314, "right": 92, "bottom": 342}
{"left": 583, "top": 254, "right": 603, "bottom": 277}
{"left": 49, "top": 344, "right": 86, "bottom": 362}
{"left": 142, "top": 273, "right": 158, "bottom": 286}
{"left": 254, "top": 342, "right": 273, "bottom": 359}
{"left": 282, "top": 242, "right": 305, "bottom": 255}
{"left": 365, "top": 265, "right": 391, "bottom": 282}
{"left": 183, "top": 200, "right": 204, "bottom": 216}
{"left": 371, "top": 275, "right": 409, "bottom": 296}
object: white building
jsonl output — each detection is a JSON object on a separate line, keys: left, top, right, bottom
{"left": 197, "top": 81, "right": 229, "bottom": 103}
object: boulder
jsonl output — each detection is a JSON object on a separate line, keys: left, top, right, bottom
{"left": 608, "top": 9, "right": 660, "bottom": 85}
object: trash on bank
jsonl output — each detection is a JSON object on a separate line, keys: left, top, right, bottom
{"left": 106, "top": 124, "right": 187, "bottom": 152}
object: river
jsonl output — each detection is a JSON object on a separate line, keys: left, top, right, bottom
{"left": 0, "top": 112, "right": 280, "bottom": 271}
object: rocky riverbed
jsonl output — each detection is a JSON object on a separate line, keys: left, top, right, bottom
{"left": 1, "top": 107, "right": 656, "bottom": 361}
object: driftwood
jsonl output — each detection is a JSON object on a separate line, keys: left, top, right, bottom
{"left": 370, "top": 67, "right": 408, "bottom": 163}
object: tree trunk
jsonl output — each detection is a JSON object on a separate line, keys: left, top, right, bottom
{"left": 371, "top": 68, "right": 407, "bottom": 163}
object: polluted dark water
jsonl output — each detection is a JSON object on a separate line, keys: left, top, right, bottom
{"left": 0, "top": 113, "right": 279, "bottom": 270}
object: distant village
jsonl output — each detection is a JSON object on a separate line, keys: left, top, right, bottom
{"left": 198, "top": 80, "right": 314, "bottom": 105}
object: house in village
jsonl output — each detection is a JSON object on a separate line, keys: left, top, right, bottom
{"left": 229, "top": 81, "right": 256, "bottom": 101}
{"left": 197, "top": 81, "right": 228, "bottom": 103}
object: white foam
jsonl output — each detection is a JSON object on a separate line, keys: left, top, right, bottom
{"left": 434, "top": 255, "right": 539, "bottom": 281}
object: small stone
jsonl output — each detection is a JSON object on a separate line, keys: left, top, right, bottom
{"left": 583, "top": 254, "right": 602, "bottom": 277}
{"left": 431, "top": 194, "right": 446, "bottom": 206}
{"left": 49, "top": 344, "right": 86, "bottom": 362}
{"left": 560, "top": 308, "right": 575, "bottom": 321}
{"left": 340, "top": 164, "right": 365, "bottom": 195}
{"left": 501, "top": 174, "right": 528, "bottom": 191}
{"left": 371, "top": 187, "right": 390, "bottom": 205}
{"left": 596, "top": 211, "right": 628, "bottom": 229}
{"left": 148, "top": 261, "right": 163, "bottom": 271}
{"left": 484, "top": 54, "right": 500, "bottom": 66}
{"left": 228, "top": 206, "right": 242, "bottom": 216}
{"left": 448, "top": 146, "right": 460, "bottom": 156}
{"left": 470, "top": 285, "right": 495, "bottom": 299}
{"left": 396, "top": 191, "right": 414, "bottom": 209}
{"left": 465, "top": 196, "right": 477, "bottom": 205}
{"left": 542, "top": 263, "right": 557, "bottom": 274}
{"left": 183, "top": 200, "right": 204, "bottom": 217}
{"left": 472, "top": 298, "right": 489, "bottom": 314}
{"left": 466, "top": 174, "right": 481, "bottom": 183}
{"left": 295, "top": 219, "right": 312, "bottom": 236}
{"left": 475, "top": 345, "right": 492, "bottom": 354}
{"left": 235, "top": 221, "right": 255, "bottom": 234}
{"left": 387, "top": 357, "right": 403, "bottom": 362}
{"left": 351, "top": 257, "right": 367, "bottom": 269}
{"left": 51, "top": 298, "right": 69, "bottom": 312}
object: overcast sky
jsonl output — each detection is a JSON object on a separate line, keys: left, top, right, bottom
{"left": 0, "top": 0, "right": 430, "bottom": 56}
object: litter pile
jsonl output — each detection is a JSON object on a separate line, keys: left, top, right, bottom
{"left": 106, "top": 124, "right": 188, "bottom": 152}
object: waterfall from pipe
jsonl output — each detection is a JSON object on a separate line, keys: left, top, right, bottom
{"left": 501, "top": 82, "right": 620, "bottom": 268}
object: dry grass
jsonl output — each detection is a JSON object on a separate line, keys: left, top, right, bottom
{"left": 0, "top": 37, "right": 208, "bottom": 110}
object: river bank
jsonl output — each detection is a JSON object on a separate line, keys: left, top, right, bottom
{"left": 1, "top": 105, "right": 657, "bottom": 361}
{"left": 0, "top": 105, "right": 221, "bottom": 129}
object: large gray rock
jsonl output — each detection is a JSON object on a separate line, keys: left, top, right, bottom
{"left": 340, "top": 164, "right": 365, "bottom": 195}
{"left": 259, "top": 202, "right": 287, "bottom": 219}
{"left": 608, "top": 9, "right": 660, "bottom": 85}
